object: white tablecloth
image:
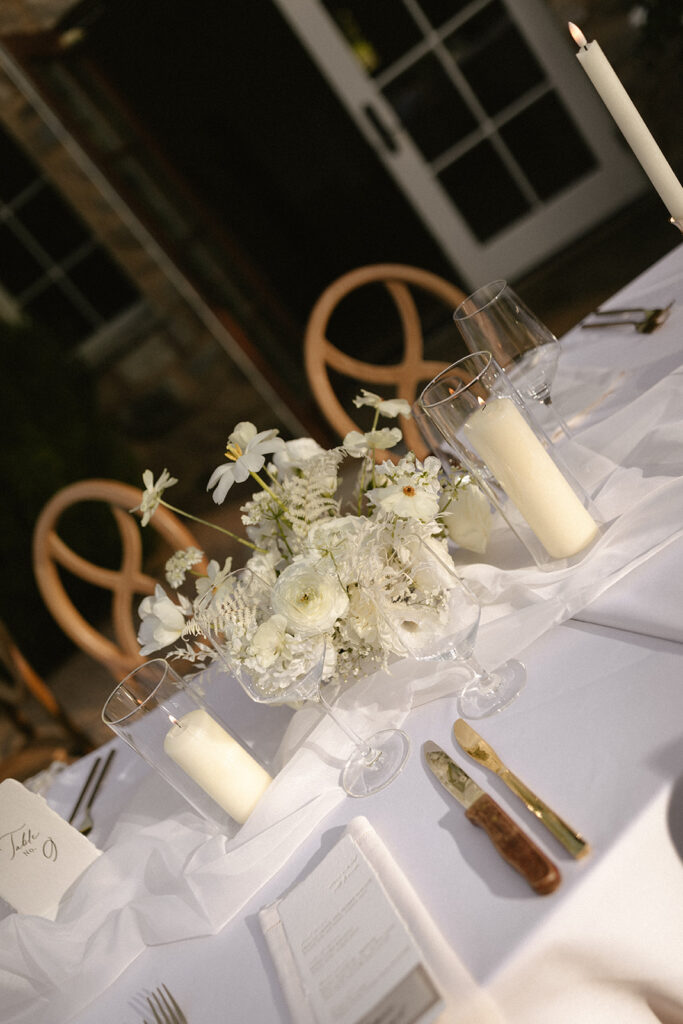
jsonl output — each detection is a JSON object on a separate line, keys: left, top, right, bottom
{"left": 2, "top": 243, "right": 683, "bottom": 1024}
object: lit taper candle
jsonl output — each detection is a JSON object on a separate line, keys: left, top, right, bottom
{"left": 569, "top": 22, "right": 683, "bottom": 223}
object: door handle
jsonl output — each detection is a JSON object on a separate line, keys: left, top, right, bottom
{"left": 362, "top": 103, "right": 398, "bottom": 153}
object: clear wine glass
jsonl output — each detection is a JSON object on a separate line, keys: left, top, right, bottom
{"left": 453, "top": 280, "right": 571, "bottom": 440}
{"left": 203, "top": 566, "right": 411, "bottom": 798}
{"left": 377, "top": 539, "right": 525, "bottom": 719}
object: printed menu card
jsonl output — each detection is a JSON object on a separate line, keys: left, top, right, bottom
{"left": 0, "top": 778, "right": 100, "bottom": 920}
{"left": 260, "top": 818, "right": 446, "bottom": 1024}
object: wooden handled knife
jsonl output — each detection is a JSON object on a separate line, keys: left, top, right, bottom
{"left": 424, "top": 741, "right": 561, "bottom": 895}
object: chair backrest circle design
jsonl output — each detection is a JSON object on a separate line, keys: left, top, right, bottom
{"left": 304, "top": 263, "right": 467, "bottom": 461}
{"left": 33, "top": 479, "right": 206, "bottom": 681}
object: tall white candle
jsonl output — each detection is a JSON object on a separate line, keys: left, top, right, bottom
{"left": 569, "top": 22, "right": 683, "bottom": 220}
{"left": 464, "top": 397, "right": 598, "bottom": 559}
{"left": 163, "top": 708, "right": 272, "bottom": 824}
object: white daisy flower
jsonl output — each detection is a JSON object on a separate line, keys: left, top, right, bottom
{"left": 366, "top": 480, "right": 440, "bottom": 521}
{"left": 353, "top": 390, "right": 412, "bottom": 419}
{"left": 343, "top": 427, "right": 402, "bottom": 457}
{"left": 207, "top": 422, "right": 285, "bottom": 504}
{"left": 132, "top": 468, "right": 178, "bottom": 526}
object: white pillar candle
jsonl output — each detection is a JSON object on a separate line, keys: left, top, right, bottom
{"left": 163, "top": 708, "right": 272, "bottom": 824}
{"left": 569, "top": 22, "right": 683, "bottom": 221}
{"left": 464, "top": 397, "right": 598, "bottom": 559}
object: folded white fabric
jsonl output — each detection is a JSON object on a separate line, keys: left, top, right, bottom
{"left": 260, "top": 816, "right": 505, "bottom": 1024}
{"left": 490, "top": 787, "right": 683, "bottom": 1023}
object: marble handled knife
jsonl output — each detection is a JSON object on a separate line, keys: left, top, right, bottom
{"left": 424, "top": 742, "right": 561, "bottom": 895}
{"left": 453, "top": 719, "right": 590, "bottom": 859}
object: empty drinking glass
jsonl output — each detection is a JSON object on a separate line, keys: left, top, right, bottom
{"left": 454, "top": 280, "right": 570, "bottom": 439}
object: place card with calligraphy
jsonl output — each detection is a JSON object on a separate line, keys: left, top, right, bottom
{"left": 0, "top": 778, "right": 100, "bottom": 920}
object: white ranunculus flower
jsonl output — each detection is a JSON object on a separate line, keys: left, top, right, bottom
{"left": 250, "top": 614, "right": 288, "bottom": 668}
{"left": 271, "top": 560, "right": 349, "bottom": 637}
{"left": 137, "top": 584, "right": 186, "bottom": 654}
{"left": 346, "top": 585, "right": 381, "bottom": 644}
{"left": 343, "top": 427, "right": 402, "bottom": 457}
{"left": 272, "top": 437, "right": 326, "bottom": 475}
{"left": 443, "top": 483, "right": 492, "bottom": 554}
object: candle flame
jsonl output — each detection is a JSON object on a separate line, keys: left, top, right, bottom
{"left": 477, "top": 396, "right": 487, "bottom": 410}
{"left": 568, "top": 22, "right": 587, "bottom": 47}
{"left": 168, "top": 714, "right": 181, "bottom": 727}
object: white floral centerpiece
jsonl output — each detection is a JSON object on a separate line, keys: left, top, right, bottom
{"left": 134, "top": 391, "right": 491, "bottom": 698}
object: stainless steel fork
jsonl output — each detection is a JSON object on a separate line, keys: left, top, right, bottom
{"left": 142, "top": 984, "right": 187, "bottom": 1024}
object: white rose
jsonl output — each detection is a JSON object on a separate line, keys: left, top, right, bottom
{"left": 271, "top": 560, "right": 349, "bottom": 637}
{"left": 137, "top": 584, "right": 186, "bottom": 654}
{"left": 250, "top": 614, "right": 287, "bottom": 668}
{"left": 272, "top": 437, "right": 325, "bottom": 475}
{"left": 443, "top": 483, "right": 492, "bottom": 554}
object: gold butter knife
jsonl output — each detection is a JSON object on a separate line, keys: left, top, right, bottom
{"left": 453, "top": 719, "right": 590, "bottom": 859}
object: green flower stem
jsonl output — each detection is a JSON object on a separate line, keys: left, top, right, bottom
{"left": 439, "top": 474, "right": 469, "bottom": 515}
{"left": 356, "top": 408, "right": 381, "bottom": 514}
{"left": 369, "top": 408, "right": 380, "bottom": 489}
{"left": 249, "top": 470, "right": 289, "bottom": 511}
{"left": 158, "top": 500, "right": 266, "bottom": 553}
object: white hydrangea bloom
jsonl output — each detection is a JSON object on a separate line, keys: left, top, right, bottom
{"left": 165, "top": 547, "right": 204, "bottom": 589}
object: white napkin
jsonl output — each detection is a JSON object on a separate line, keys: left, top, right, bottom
{"left": 260, "top": 817, "right": 505, "bottom": 1024}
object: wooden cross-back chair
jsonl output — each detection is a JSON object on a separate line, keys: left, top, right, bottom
{"left": 33, "top": 479, "right": 207, "bottom": 683}
{"left": 304, "top": 263, "right": 468, "bottom": 461}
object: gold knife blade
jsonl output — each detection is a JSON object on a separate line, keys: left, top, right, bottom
{"left": 453, "top": 720, "right": 590, "bottom": 859}
{"left": 424, "top": 741, "right": 561, "bottom": 895}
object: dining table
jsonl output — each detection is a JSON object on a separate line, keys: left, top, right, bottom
{"left": 3, "top": 240, "right": 683, "bottom": 1024}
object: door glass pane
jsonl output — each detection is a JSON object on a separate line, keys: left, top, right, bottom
{"left": 17, "top": 183, "right": 91, "bottom": 261}
{"left": 69, "top": 249, "right": 139, "bottom": 320}
{"left": 0, "top": 125, "right": 39, "bottom": 203}
{"left": 0, "top": 224, "right": 43, "bottom": 292}
{"left": 322, "top": 1, "right": 422, "bottom": 76}
{"left": 24, "top": 284, "right": 94, "bottom": 346}
{"left": 438, "top": 139, "right": 530, "bottom": 240}
{"left": 417, "top": 0, "right": 473, "bottom": 28}
{"left": 443, "top": 1, "right": 545, "bottom": 116}
{"left": 383, "top": 53, "right": 477, "bottom": 161}
{"left": 499, "top": 92, "right": 597, "bottom": 199}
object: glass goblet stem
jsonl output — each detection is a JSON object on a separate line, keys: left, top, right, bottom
{"left": 458, "top": 653, "right": 526, "bottom": 720}
{"left": 317, "top": 687, "right": 379, "bottom": 765}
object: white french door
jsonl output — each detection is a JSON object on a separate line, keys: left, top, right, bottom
{"left": 273, "top": 0, "right": 646, "bottom": 286}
